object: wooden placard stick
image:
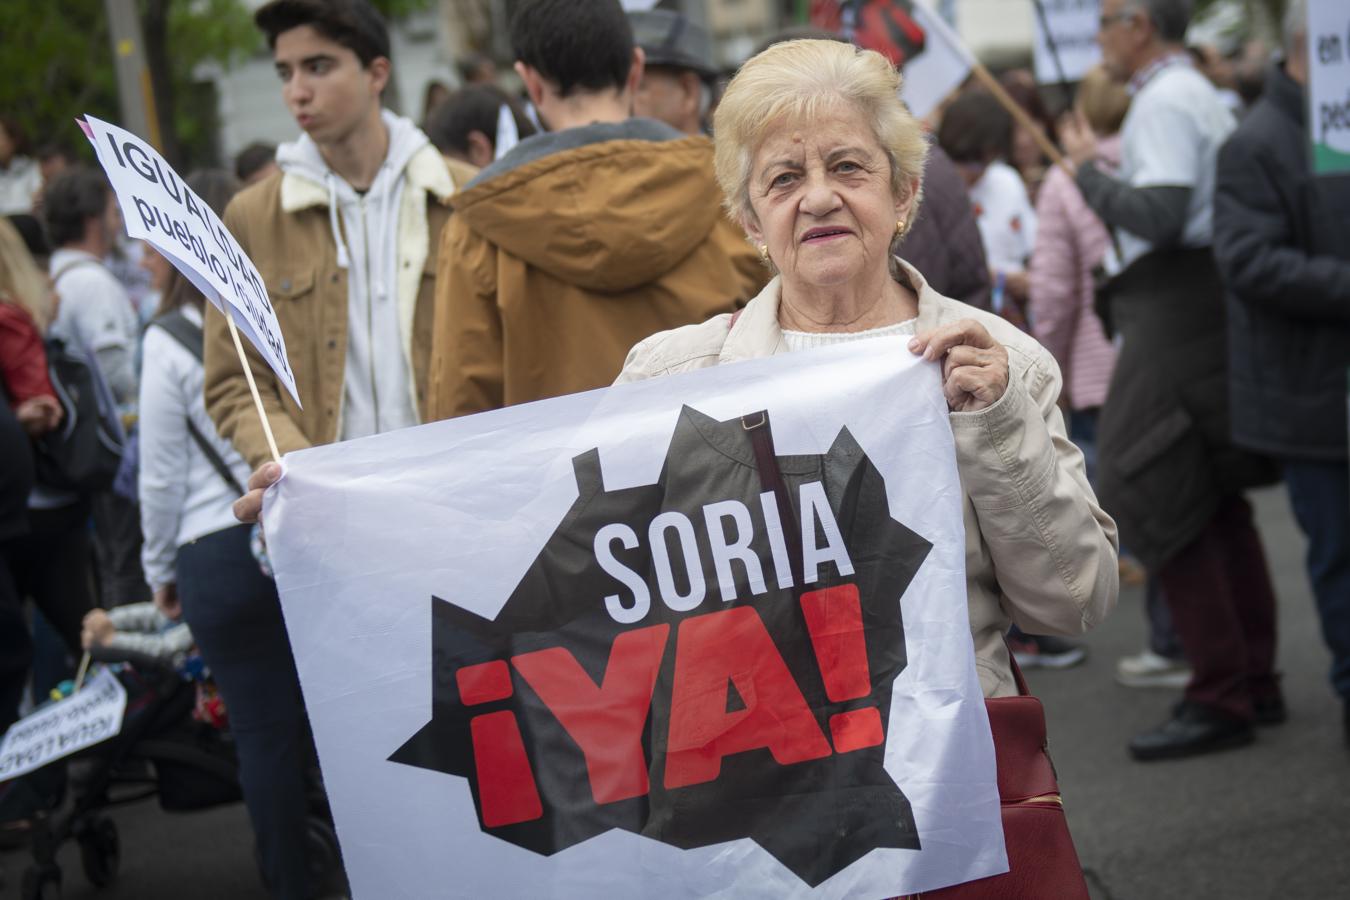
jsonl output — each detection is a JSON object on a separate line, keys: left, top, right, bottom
{"left": 226, "top": 314, "right": 283, "bottom": 465}
{"left": 73, "top": 651, "right": 91, "bottom": 693}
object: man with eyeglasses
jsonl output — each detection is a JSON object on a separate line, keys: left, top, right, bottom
{"left": 1059, "top": 0, "right": 1282, "bottom": 762}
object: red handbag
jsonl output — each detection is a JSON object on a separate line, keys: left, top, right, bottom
{"left": 905, "top": 656, "right": 1090, "bottom": 899}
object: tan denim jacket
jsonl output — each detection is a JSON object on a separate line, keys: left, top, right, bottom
{"left": 616, "top": 261, "right": 1119, "bottom": 697}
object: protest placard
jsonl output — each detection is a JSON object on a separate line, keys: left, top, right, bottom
{"left": 1309, "top": 0, "right": 1350, "bottom": 175}
{"left": 1033, "top": 0, "right": 1102, "bottom": 84}
{"left": 80, "top": 114, "right": 300, "bottom": 406}
{"left": 0, "top": 668, "right": 127, "bottom": 782}
{"left": 265, "top": 339, "right": 1006, "bottom": 899}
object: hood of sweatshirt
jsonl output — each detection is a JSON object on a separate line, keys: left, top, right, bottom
{"left": 450, "top": 118, "right": 729, "bottom": 294}
{"left": 275, "top": 110, "right": 437, "bottom": 268}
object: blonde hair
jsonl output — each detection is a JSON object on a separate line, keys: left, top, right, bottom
{"left": 1076, "top": 65, "right": 1131, "bottom": 136}
{"left": 713, "top": 39, "right": 929, "bottom": 227}
{"left": 0, "top": 217, "right": 53, "bottom": 329}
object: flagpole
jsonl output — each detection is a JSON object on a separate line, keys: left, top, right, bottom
{"left": 226, "top": 314, "right": 283, "bottom": 465}
{"left": 1031, "top": 0, "right": 1077, "bottom": 111}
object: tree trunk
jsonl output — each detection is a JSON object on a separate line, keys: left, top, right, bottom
{"left": 141, "top": 0, "right": 181, "bottom": 166}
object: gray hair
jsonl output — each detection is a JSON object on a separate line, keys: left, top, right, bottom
{"left": 1130, "top": 0, "right": 1194, "bottom": 44}
{"left": 1283, "top": 0, "right": 1307, "bottom": 54}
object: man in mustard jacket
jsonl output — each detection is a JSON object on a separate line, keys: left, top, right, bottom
{"left": 427, "top": 0, "right": 765, "bottom": 421}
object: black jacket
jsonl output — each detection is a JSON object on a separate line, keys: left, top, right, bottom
{"left": 1213, "top": 65, "right": 1350, "bottom": 461}
{"left": 897, "top": 142, "right": 992, "bottom": 310}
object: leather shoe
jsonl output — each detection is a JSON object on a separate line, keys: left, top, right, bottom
{"left": 1253, "top": 694, "right": 1287, "bottom": 727}
{"left": 1129, "top": 702, "right": 1254, "bottom": 761}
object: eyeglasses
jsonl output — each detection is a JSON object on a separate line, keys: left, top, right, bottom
{"left": 1098, "top": 11, "right": 1138, "bottom": 30}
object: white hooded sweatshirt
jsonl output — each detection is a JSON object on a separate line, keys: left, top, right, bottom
{"left": 275, "top": 111, "right": 440, "bottom": 440}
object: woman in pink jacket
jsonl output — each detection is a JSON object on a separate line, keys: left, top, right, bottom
{"left": 1029, "top": 66, "right": 1128, "bottom": 463}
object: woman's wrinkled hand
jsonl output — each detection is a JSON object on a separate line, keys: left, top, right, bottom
{"left": 909, "top": 319, "right": 1010, "bottom": 413}
{"left": 233, "top": 462, "right": 282, "bottom": 526}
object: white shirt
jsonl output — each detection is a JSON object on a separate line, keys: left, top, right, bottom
{"left": 137, "top": 304, "right": 252, "bottom": 591}
{"left": 781, "top": 319, "right": 918, "bottom": 352}
{"left": 1117, "top": 63, "right": 1236, "bottom": 267}
{"left": 968, "top": 160, "right": 1038, "bottom": 273}
{"left": 49, "top": 248, "right": 140, "bottom": 408}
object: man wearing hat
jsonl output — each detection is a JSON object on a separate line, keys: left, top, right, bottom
{"left": 629, "top": 9, "right": 718, "bottom": 136}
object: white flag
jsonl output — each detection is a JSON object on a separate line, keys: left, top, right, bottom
{"left": 899, "top": 1, "right": 975, "bottom": 119}
{"left": 265, "top": 339, "right": 1006, "bottom": 899}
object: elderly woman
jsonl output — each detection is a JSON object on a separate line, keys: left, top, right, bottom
{"left": 616, "top": 39, "right": 1118, "bottom": 697}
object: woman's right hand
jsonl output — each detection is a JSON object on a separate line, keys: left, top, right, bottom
{"left": 233, "top": 462, "right": 282, "bottom": 526}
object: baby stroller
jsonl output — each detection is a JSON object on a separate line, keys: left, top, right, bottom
{"left": 2, "top": 646, "right": 340, "bottom": 899}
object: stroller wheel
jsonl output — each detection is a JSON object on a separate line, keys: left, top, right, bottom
{"left": 20, "top": 864, "right": 62, "bottom": 900}
{"left": 76, "top": 816, "right": 120, "bottom": 887}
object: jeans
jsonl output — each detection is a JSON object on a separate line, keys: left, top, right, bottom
{"left": 1072, "top": 407, "right": 1183, "bottom": 661}
{"left": 177, "top": 525, "right": 332, "bottom": 899}
{"left": 1282, "top": 460, "right": 1350, "bottom": 702}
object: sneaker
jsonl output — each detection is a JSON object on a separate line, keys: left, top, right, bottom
{"left": 1009, "top": 634, "right": 1087, "bottom": 669}
{"left": 1115, "top": 649, "right": 1191, "bottom": 689}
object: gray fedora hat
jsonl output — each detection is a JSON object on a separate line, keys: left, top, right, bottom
{"left": 629, "top": 9, "right": 717, "bottom": 80}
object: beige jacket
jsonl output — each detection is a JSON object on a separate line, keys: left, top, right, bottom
{"left": 616, "top": 261, "right": 1119, "bottom": 697}
{"left": 204, "top": 146, "right": 477, "bottom": 469}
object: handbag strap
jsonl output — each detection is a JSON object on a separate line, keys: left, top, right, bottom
{"left": 1005, "top": 638, "right": 1032, "bottom": 696}
{"left": 741, "top": 412, "right": 803, "bottom": 587}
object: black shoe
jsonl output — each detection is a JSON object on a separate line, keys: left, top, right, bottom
{"left": 1253, "top": 694, "right": 1287, "bottom": 727}
{"left": 1129, "top": 702, "right": 1255, "bottom": 761}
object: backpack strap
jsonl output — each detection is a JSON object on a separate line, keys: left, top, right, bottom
{"left": 151, "top": 310, "right": 204, "bottom": 363}
{"left": 149, "top": 312, "right": 245, "bottom": 497}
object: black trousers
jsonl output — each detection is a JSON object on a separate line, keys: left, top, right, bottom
{"left": 0, "top": 501, "right": 97, "bottom": 732}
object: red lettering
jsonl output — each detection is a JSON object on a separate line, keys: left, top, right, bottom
{"left": 664, "top": 607, "right": 831, "bottom": 789}
{"left": 469, "top": 711, "right": 543, "bottom": 827}
{"left": 512, "top": 625, "right": 669, "bottom": 805}
{"left": 801, "top": 584, "right": 885, "bottom": 753}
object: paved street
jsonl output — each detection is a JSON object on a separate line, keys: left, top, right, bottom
{"left": 3, "top": 486, "right": 1347, "bottom": 899}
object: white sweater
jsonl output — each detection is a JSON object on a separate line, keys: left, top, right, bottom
{"left": 137, "top": 304, "right": 252, "bottom": 590}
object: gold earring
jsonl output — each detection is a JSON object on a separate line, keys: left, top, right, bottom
{"left": 758, "top": 243, "right": 769, "bottom": 261}
{"left": 895, "top": 219, "right": 906, "bottom": 235}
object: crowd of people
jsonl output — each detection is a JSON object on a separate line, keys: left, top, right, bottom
{"left": 1, "top": 0, "right": 1348, "bottom": 896}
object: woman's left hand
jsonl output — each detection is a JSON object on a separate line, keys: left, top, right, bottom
{"left": 909, "top": 319, "right": 1010, "bottom": 413}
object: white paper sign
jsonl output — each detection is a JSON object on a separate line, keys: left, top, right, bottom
{"left": 266, "top": 339, "right": 1006, "bottom": 899}
{"left": 1309, "top": 0, "right": 1350, "bottom": 175}
{"left": 81, "top": 115, "right": 301, "bottom": 405}
{"left": 0, "top": 669, "right": 127, "bottom": 782}
{"left": 1033, "top": 0, "right": 1102, "bottom": 84}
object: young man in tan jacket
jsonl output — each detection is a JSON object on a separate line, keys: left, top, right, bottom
{"left": 206, "top": 0, "right": 476, "bottom": 476}
{"left": 426, "top": 0, "right": 766, "bottom": 421}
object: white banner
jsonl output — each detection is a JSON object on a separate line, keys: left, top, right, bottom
{"left": 1309, "top": 0, "right": 1350, "bottom": 175}
{"left": 0, "top": 668, "right": 127, "bottom": 782}
{"left": 1033, "top": 0, "right": 1102, "bottom": 84}
{"left": 266, "top": 339, "right": 1005, "bottom": 899}
{"left": 81, "top": 115, "right": 301, "bottom": 405}
{"left": 899, "top": 1, "right": 975, "bottom": 120}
